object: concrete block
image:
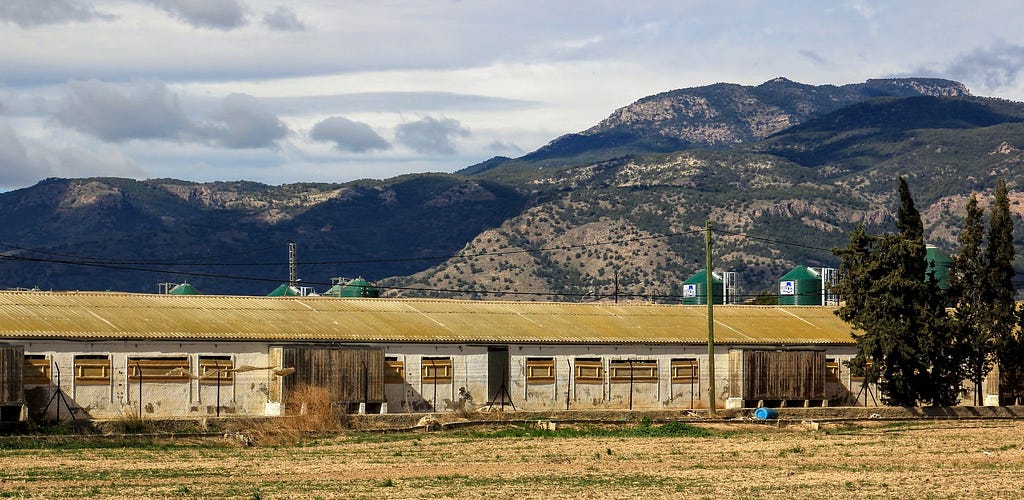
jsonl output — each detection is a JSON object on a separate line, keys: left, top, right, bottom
{"left": 535, "top": 420, "right": 559, "bottom": 431}
{"left": 264, "top": 402, "right": 284, "bottom": 417}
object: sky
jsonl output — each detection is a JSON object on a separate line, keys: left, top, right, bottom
{"left": 2, "top": 1, "right": 1024, "bottom": 191}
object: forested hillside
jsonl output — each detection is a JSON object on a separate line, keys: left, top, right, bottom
{"left": 0, "top": 78, "right": 1021, "bottom": 299}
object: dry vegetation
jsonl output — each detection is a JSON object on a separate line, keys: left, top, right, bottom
{"left": 1, "top": 418, "right": 1023, "bottom": 499}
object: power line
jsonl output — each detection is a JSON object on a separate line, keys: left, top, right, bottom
{"left": 712, "top": 228, "right": 837, "bottom": 253}
{"left": 2, "top": 227, "right": 1017, "bottom": 301}
{"left": 0, "top": 242, "right": 283, "bottom": 265}
{"left": 0, "top": 229, "right": 707, "bottom": 268}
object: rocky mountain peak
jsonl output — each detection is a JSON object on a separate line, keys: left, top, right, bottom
{"left": 485, "top": 77, "right": 979, "bottom": 175}
{"left": 864, "top": 78, "right": 971, "bottom": 97}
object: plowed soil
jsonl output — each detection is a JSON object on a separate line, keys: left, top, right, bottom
{"left": 2, "top": 418, "right": 1023, "bottom": 499}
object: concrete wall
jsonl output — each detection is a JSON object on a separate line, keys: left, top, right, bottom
{"left": 374, "top": 344, "right": 865, "bottom": 412}
{"left": 15, "top": 340, "right": 877, "bottom": 420}
{"left": 18, "top": 340, "right": 272, "bottom": 420}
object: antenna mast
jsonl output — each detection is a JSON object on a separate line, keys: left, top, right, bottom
{"left": 288, "top": 241, "right": 297, "bottom": 289}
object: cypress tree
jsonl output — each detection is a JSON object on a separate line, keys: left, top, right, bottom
{"left": 835, "top": 177, "right": 959, "bottom": 406}
{"left": 948, "top": 195, "right": 991, "bottom": 405}
{"left": 834, "top": 225, "right": 884, "bottom": 395}
{"left": 988, "top": 179, "right": 1022, "bottom": 403}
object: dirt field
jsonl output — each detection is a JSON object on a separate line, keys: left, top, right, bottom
{"left": 1, "top": 418, "right": 1023, "bottom": 499}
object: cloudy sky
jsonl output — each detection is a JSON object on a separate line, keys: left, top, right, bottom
{"left": 2, "top": 0, "right": 1024, "bottom": 191}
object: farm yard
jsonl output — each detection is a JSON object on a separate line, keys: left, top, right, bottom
{"left": 1, "top": 417, "right": 1023, "bottom": 499}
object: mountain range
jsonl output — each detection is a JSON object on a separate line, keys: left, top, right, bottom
{"left": 0, "top": 77, "right": 1021, "bottom": 300}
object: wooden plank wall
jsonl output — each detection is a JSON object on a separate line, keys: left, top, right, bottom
{"left": 0, "top": 345, "right": 24, "bottom": 405}
{"left": 736, "top": 349, "right": 825, "bottom": 401}
{"left": 281, "top": 346, "right": 385, "bottom": 404}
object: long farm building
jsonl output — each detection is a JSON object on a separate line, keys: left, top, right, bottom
{"left": 0, "top": 291, "right": 999, "bottom": 421}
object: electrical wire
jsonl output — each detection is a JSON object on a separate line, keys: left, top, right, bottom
{"left": 0, "top": 226, "right": 1014, "bottom": 301}
{"left": 0, "top": 229, "right": 707, "bottom": 267}
{"left": 0, "top": 241, "right": 283, "bottom": 265}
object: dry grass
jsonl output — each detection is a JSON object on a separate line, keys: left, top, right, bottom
{"left": 242, "top": 384, "right": 350, "bottom": 445}
{"left": 2, "top": 419, "right": 1024, "bottom": 498}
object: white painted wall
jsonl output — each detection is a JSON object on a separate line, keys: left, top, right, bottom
{"left": 19, "top": 340, "right": 271, "bottom": 420}
{"left": 15, "top": 340, "right": 867, "bottom": 420}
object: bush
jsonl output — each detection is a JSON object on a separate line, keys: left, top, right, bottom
{"left": 244, "top": 384, "right": 349, "bottom": 446}
{"left": 284, "top": 384, "right": 347, "bottom": 432}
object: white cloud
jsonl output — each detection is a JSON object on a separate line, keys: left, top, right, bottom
{"left": 262, "top": 5, "right": 305, "bottom": 32}
{"left": 310, "top": 116, "right": 390, "bottom": 153}
{"left": 139, "top": 0, "right": 246, "bottom": 30}
{"left": 0, "top": 121, "right": 34, "bottom": 184}
{"left": 943, "top": 41, "right": 1024, "bottom": 92}
{"left": 53, "top": 81, "right": 289, "bottom": 150}
{"left": 1, "top": 0, "right": 1024, "bottom": 190}
{"left": 55, "top": 80, "right": 193, "bottom": 142}
{"left": 0, "top": 0, "right": 113, "bottom": 28}
{"left": 395, "top": 116, "right": 469, "bottom": 155}
{"left": 204, "top": 93, "right": 290, "bottom": 149}
{"left": 0, "top": 118, "right": 145, "bottom": 189}
{"left": 486, "top": 140, "right": 522, "bottom": 155}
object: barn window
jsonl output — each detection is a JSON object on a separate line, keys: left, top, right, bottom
{"left": 384, "top": 357, "right": 405, "bottom": 384}
{"left": 574, "top": 358, "right": 604, "bottom": 384}
{"left": 74, "top": 355, "right": 111, "bottom": 385}
{"left": 609, "top": 360, "right": 658, "bottom": 382}
{"left": 826, "top": 358, "right": 840, "bottom": 382}
{"left": 525, "top": 357, "right": 555, "bottom": 384}
{"left": 198, "top": 356, "right": 233, "bottom": 385}
{"left": 23, "top": 355, "right": 51, "bottom": 385}
{"left": 421, "top": 357, "right": 452, "bottom": 384}
{"left": 127, "top": 356, "right": 190, "bottom": 382}
{"left": 671, "top": 358, "right": 699, "bottom": 383}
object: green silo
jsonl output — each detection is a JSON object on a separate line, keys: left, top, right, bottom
{"left": 340, "top": 277, "right": 380, "bottom": 298}
{"left": 926, "top": 245, "right": 951, "bottom": 290}
{"left": 682, "top": 269, "right": 723, "bottom": 305}
{"left": 778, "top": 265, "right": 822, "bottom": 305}
{"left": 168, "top": 283, "right": 201, "bottom": 295}
{"left": 267, "top": 283, "right": 300, "bottom": 296}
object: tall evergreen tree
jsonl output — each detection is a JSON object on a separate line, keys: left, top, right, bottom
{"left": 948, "top": 195, "right": 991, "bottom": 405}
{"left": 897, "top": 178, "right": 961, "bottom": 406}
{"left": 988, "top": 179, "right": 1023, "bottom": 403}
{"left": 835, "top": 177, "right": 960, "bottom": 406}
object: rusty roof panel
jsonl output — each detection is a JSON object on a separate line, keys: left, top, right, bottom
{"left": 0, "top": 291, "right": 856, "bottom": 345}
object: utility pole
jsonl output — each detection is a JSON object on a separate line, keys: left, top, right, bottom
{"left": 613, "top": 268, "right": 619, "bottom": 303}
{"left": 705, "top": 220, "right": 716, "bottom": 417}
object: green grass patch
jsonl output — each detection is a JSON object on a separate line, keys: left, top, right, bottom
{"left": 0, "top": 436, "right": 229, "bottom": 451}
{"left": 457, "top": 421, "right": 720, "bottom": 440}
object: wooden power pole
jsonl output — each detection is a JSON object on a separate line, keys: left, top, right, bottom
{"left": 706, "top": 220, "right": 716, "bottom": 417}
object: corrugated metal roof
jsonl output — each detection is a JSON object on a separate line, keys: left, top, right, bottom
{"left": 0, "top": 291, "right": 857, "bottom": 345}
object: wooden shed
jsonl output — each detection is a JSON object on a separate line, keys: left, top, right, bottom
{"left": 0, "top": 344, "right": 24, "bottom": 421}
{"left": 729, "top": 348, "right": 826, "bottom": 407}
{"left": 270, "top": 345, "right": 385, "bottom": 413}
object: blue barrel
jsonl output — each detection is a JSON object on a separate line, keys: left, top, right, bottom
{"left": 753, "top": 407, "right": 779, "bottom": 420}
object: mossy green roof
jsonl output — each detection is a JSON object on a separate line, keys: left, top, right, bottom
{"left": 0, "top": 291, "right": 859, "bottom": 345}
